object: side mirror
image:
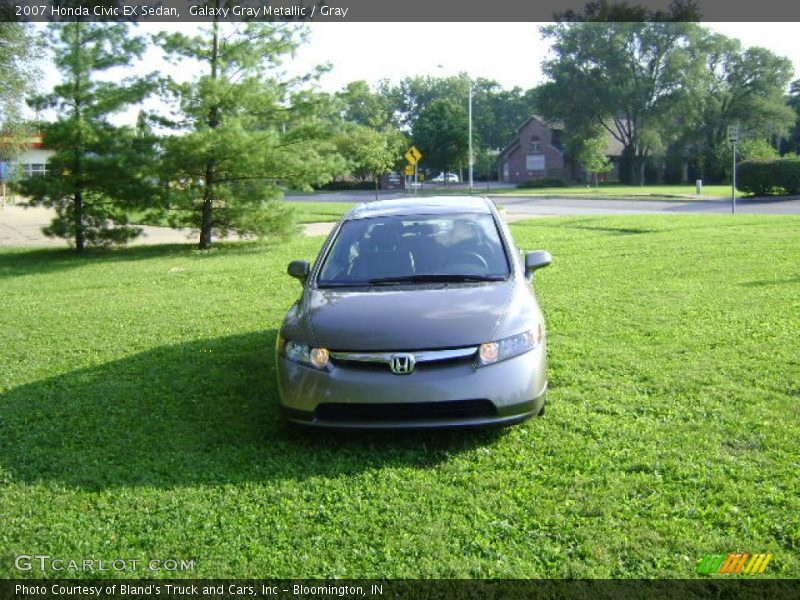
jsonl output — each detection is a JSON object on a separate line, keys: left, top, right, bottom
{"left": 287, "top": 260, "right": 310, "bottom": 283}
{"left": 525, "top": 250, "right": 552, "bottom": 279}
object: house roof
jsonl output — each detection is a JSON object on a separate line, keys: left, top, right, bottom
{"left": 0, "top": 134, "right": 44, "bottom": 149}
{"left": 498, "top": 115, "right": 627, "bottom": 159}
{"left": 498, "top": 116, "right": 563, "bottom": 158}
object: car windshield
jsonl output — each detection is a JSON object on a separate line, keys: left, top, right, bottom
{"left": 317, "top": 213, "right": 510, "bottom": 286}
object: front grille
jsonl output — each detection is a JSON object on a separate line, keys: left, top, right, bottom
{"left": 329, "top": 346, "right": 478, "bottom": 373}
{"left": 314, "top": 399, "right": 496, "bottom": 422}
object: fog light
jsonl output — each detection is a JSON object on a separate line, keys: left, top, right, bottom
{"left": 479, "top": 342, "right": 499, "bottom": 364}
{"left": 310, "top": 347, "right": 329, "bottom": 369}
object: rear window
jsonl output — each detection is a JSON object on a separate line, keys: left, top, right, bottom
{"left": 318, "top": 213, "right": 510, "bottom": 285}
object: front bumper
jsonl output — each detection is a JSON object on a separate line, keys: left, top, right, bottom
{"left": 276, "top": 344, "right": 547, "bottom": 429}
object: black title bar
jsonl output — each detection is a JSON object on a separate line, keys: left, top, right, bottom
{"left": 4, "top": 0, "right": 800, "bottom": 22}
{"left": 3, "top": 579, "right": 800, "bottom": 600}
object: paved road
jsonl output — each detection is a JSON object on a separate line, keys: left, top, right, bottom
{"left": 496, "top": 195, "right": 800, "bottom": 216}
{"left": 286, "top": 190, "right": 800, "bottom": 215}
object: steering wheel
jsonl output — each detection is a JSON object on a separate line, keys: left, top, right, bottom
{"left": 448, "top": 250, "right": 488, "bottom": 271}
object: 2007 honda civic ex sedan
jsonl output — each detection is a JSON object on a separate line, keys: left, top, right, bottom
{"left": 276, "top": 196, "right": 552, "bottom": 429}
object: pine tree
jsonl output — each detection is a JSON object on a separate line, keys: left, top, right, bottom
{"left": 18, "top": 22, "right": 157, "bottom": 252}
{"left": 157, "top": 18, "right": 346, "bottom": 249}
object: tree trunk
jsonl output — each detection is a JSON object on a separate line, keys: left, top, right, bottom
{"left": 199, "top": 161, "right": 215, "bottom": 250}
{"left": 199, "top": 17, "right": 220, "bottom": 250}
{"left": 74, "top": 190, "right": 85, "bottom": 252}
{"left": 374, "top": 176, "right": 379, "bottom": 201}
{"left": 72, "top": 22, "right": 85, "bottom": 253}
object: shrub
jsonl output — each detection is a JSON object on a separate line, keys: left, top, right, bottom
{"left": 518, "top": 177, "right": 569, "bottom": 189}
{"left": 737, "top": 158, "right": 800, "bottom": 197}
{"left": 775, "top": 159, "right": 800, "bottom": 195}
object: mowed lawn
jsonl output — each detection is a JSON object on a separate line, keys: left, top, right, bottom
{"left": 0, "top": 215, "right": 797, "bottom": 579}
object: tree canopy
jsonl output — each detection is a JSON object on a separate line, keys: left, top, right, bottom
{"left": 538, "top": 11, "right": 796, "bottom": 184}
{"left": 0, "top": 23, "right": 40, "bottom": 156}
{"left": 157, "top": 21, "right": 347, "bottom": 249}
{"left": 18, "top": 22, "right": 157, "bottom": 251}
{"left": 411, "top": 98, "right": 469, "bottom": 175}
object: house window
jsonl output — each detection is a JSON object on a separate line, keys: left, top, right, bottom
{"left": 529, "top": 136, "right": 542, "bottom": 153}
{"left": 23, "top": 163, "right": 47, "bottom": 177}
{"left": 525, "top": 154, "right": 545, "bottom": 171}
{"left": 502, "top": 161, "right": 509, "bottom": 181}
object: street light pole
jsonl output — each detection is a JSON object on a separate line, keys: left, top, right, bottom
{"left": 468, "top": 81, "right": 473, "bottom": 195}
{"left": 437, "top": 65, "right": 474, "bottom": 194}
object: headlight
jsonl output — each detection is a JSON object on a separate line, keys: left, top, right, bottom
{"left": 278, "top": 337, "right": 329, "bottom": 370}
{"left": 477, "top": 325, "right": 544, "bottom": 367}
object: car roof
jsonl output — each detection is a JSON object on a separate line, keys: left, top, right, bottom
{"left": 345, "top": 196, "right": 495, "bottom": 220}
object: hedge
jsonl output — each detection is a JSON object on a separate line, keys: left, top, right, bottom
{"left": 737, "top": 158, "right": 800, "bottom": 197}
{"left": 518, "top": 177, "right": 569, "bottom": 189}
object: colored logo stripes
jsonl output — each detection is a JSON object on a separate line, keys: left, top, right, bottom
{"left": 697, "top": 553, "right": 773, "bottom": 574}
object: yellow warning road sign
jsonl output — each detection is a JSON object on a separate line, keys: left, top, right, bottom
{"left": 404, "top": 145, "right": 423, "bottom": 165}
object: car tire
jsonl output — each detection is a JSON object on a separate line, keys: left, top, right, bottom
{"left": 536, "top": 398, "right": 546, "bottom": 417}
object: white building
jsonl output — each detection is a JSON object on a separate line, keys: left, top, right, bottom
{"left": 0, "top": 135, "right": 55, "bottom": 199}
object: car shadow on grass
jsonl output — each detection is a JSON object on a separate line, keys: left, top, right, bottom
{"left": 0, "top": 330, "right": 505, "bottom": 490}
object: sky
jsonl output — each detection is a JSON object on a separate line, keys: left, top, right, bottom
{"left": 29, "top": 22, "right": 800, "bottom": 124}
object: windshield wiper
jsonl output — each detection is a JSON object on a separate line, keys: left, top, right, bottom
{"left": 366, "top": 274, "right": 507, "bottom": 285}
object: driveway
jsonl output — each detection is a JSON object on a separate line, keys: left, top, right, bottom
{"left": 0, "top": 205, "right": 204, "bottom": 248}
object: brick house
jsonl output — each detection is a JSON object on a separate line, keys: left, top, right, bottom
{"left": 497, "top": 116, "right": 572, "bottom": 183}
{"left": 498, "top": 116, "right": 626, "bottom": 183}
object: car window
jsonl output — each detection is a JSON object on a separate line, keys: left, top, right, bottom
{"left": 318, "top": 213, "right": 510, "bottom": 285}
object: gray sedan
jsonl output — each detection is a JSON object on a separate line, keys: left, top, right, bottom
{"left": 276, "top": 196, "right": 551, "bottom": 429}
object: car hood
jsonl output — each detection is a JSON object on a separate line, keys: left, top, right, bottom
{"left": 307, "top": 283, "right": 516, "bottom": 351}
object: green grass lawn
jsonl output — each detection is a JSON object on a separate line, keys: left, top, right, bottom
{"left": 490, "top": 183, "right": 733, "bottom": 200}
{"left": 291, "top": 201, "right": 355, "bottom": 223}
{"left": 1, "top": 215, "right": 798, "bottom": 579}
{"left": 129, "top": 201, "right": 355, "bottom": 228}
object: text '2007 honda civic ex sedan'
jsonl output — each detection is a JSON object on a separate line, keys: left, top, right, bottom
{"left": 276, "top": 196, "right": 552, "bottom": 429}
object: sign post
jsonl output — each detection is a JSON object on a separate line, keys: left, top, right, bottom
{"left": 727, "top": 125, "right": 739, "bottom": 214}
{"left": 404, "top": 146, "right": 423, "bottom": 195}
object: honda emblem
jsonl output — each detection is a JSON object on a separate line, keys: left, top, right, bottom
{"left": 389, "top": 353, "right": 416, "bottom": 375}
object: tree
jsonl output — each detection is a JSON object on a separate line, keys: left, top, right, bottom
{"left": 679, "top": 33, "right": 795, "bottom": 181}
{"left": 387, "top": 74, "right": 538, "bottom": 151}
{"left": 570, "top": 130, "right": 613, "bottom": 186}
{"left": 556, "top": 0, "right": 701, "bottom": 22}
{"left": 539, "top": 17, "right": 700, "bottom": 184}
{"left": 0, "top": 23, "right": 40, "bottom": 162}
{"left": 17, "top": 22, "right": 157, "bottom": 252}
{"left": 336, "top": 80, "right": 396, "bottom": 130}
{"left": 335, "top": 125, "right": 405, "bottom": 199}
{"left": 412, "top": 99, "right": 469, "bottom": 177}
{"left": 472, "top": 81, "right": 539, "bottom": 152}
{"left": 157, "top": 19, "right": 346, "bottom": 249}
{"left": 781, "top": 80, "right": 800, "bottom": 155}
